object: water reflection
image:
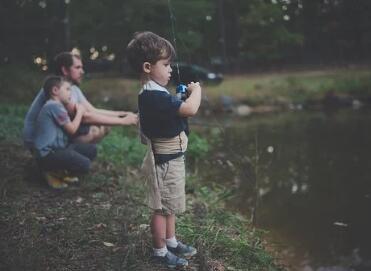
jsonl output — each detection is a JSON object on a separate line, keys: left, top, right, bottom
{"left": 195, "top": 109, "right": 371, "bottom": 271}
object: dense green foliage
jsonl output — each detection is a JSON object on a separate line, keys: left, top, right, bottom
{"left": 0, "top": 65, "right": 43, "bottom": 103}
{"left": 97, "top": 127, "right": 146, "bottom": 166}
{"left": 0, "top": 105, "right": 27, "bottom": 141}
{"left": 2, "top": 0, "right": 371, "bottom": 70}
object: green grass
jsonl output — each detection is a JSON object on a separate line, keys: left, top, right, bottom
{"left": 97, "top": 127, "right": 146, "bottom": 166}
{"left": 77, "top": 67, "right": 371, "bottom": 110}
{"left": 202, "top": 68, "right": 371, "bottom": 105}
{"left": 0, "top": 65, "right": 44, "bottom": 104}
{"left": 3, "top": 66, "right": 371, "bottom": 109}
{"left": 2, "top": 65, "right": 369, "bottom": 270}
{"left": 0, "top": 104, "right": 28, "bottom": 141}
{"left": 81, "top": 76, "right": 140, "bottom": 111}
{"left": 0, "top": 103, "right": 283, "bottom": 270}
{"left": 178, "top": 183, "right": 280, "bottom": 270}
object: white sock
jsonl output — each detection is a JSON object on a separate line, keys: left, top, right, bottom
{"left": 153, "top": 246, "right": 168, "bottom": 257}
{"left": 166, "top": 236, "right": 178, "bottom": 248}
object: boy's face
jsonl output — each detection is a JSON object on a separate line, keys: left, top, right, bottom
{"left": 65, "top": 57, "right": 84, "bottom": 85}
{"left": 56, "top": 81, "right": 72, "bottom": 105}
{"left": 148, "top": 58, "right": 172, "bottom": 86}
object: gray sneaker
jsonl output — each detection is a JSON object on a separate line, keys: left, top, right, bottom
{"left": 152, "top": 251, "right": 188, "bottom": 269}
{"left": 168, "top": 241, "right": 197, "bottom": 257}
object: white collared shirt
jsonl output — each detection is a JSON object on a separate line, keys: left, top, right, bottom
{"left": 140, "top": 80, "right": 169, "bottom": 94}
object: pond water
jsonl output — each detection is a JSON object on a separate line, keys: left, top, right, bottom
{"left": 193, "top": 109, "right": 371, "bottom": 271}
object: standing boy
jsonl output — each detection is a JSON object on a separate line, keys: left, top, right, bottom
{"left": 126, "top": 31, "right": 201, "bottom": 268}
{"left": 34, "top": 76, "right": 97, "bottom": 189}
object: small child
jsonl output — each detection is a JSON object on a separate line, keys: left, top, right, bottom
{"left": 126, "top": 31, "right": 202, "bottom": 268}
{"left": 33, "top": 75, "right": 97, "bottom": 188}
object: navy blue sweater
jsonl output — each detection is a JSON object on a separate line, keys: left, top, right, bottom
{"left": 139, "top": 89, "right": 187, "bottom": 138}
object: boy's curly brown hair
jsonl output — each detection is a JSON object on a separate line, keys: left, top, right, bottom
{"left": 126, "top": 31, "right": 176, "bottom": 74}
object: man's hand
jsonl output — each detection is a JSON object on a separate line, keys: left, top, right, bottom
{"left": 117, "top": 111, "right": 129, "bottom": 117}
{"left": 121, "top": 113, "right": 138, "bottom": 125}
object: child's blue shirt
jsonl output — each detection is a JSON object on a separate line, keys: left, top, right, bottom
{"left": 33, "top": 100, "right": 70, "bottom": 157}
{"left": 23, "top": 85, "right": 87, "bottom": 149}
{"left": 138, "top": 80, "right": 187, "bottom": 139}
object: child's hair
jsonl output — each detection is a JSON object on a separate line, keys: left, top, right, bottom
{"left": 126, "top": 31, "right": 176, "bottom": 74}
{"left": 43, "top": 75, "right": 66, "bottom": 98}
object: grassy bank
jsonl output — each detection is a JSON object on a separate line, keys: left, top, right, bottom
{"left": 0, "top": 104, "right": 283, "bottom": 270}
{"left": 202, "top": 68, "right": 371, "bottom": 106}
{"left": 79, "top": 67, "right": 371, "bottom": 110}
{"left": 2, "top": 66, "right": 371, "bottom": 111}
{"left": 2, "top": 66, "right": 369, "bottom": 270}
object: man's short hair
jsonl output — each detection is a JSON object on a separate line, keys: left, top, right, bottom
{"left": 53, "top": 52, "right": 81, "bottom": 76}
{"left": 126, "top": 31, "right": 176, "bottom": 74}
{"left": 43, "top": 75, "right": 65, "bottom": 98}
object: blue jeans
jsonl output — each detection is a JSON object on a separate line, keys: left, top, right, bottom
{"left": 38, "top": 143, "right": 97, "bottom": 175}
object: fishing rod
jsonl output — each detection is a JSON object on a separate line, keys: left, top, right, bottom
{"left": 167, "top": 0, "right": 188, "bottom": 100}
{"left": 166, "top": 0, "right": 263, "bottom": 226}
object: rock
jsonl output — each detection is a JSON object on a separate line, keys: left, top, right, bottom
{"left": 352, "top": 99, "right": 362, "bottom": 109}
{"left": 235, "top": 104, "right": 252, "bottom": 116}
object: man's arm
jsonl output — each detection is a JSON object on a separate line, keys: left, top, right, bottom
{"left": 81, "top": 99, "right": 129, "bottom": 117}
{"left": 178, "top": 82, "right": 202, "bottom": 117}
{"left": 82, "top": 111, "right": 138, "bottom": 126}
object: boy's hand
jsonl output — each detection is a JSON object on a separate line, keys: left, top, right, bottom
{"left": 178, "top": 82, "right": 202, "bottom": 117}
{"left": 75, "top": 103, "right": 86, "bottom": 116}
{"left": 186, "top": 82, "right": 201, "bottom": 94}
{"left": 66, "top": 102, "right": 77, "bottom": 115}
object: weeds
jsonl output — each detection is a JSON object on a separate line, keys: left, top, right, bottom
{"left": 177, "top": 183, "right": 282, "bottom": 270}
{"left": 0, "top": 103, "right": 283, "bottom": 270}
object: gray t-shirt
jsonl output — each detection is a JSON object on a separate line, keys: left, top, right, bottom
{"left": 34, "top": 100, "right": 70, "bottom": 157}
{"left": 23, "top": 85, "right": 87, "bottom": 149}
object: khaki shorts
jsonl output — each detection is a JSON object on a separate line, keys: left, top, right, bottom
{"left": 147, "top": 156, "right": 186, "bottom": 215}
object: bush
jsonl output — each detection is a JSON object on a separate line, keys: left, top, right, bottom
{"left": 187, "top": 132, "right": 209, "bottom": 161}
{"left": 98, "top": 127, "right": 146, "bottom": 166}
{"left": 0, "top": 65, "right": 44, "bottom": 104}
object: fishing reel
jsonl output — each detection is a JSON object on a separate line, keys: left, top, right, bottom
{"left": 176, "top": 84, "right": 189, "bottom": 101}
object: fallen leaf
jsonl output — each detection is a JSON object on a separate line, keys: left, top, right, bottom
{"left": 333, "top": 221, "right": 348, "bottom": 227}
{"left": 139, "top": 224, "right": 149, "bottom": 230}
{"left": 103, "top": 242, "right": 115, "bottom": 247}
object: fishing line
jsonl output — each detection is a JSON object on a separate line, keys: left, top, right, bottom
{"left": 166, "top": 0, "right": 262, "bottom": 225}
{"left": 167, "top": 0, "right": 181, "bottom": 84}
{"left": 167, "top": 0, "right": 228, "bottom": 135}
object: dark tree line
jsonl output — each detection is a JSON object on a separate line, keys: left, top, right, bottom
{"left": 1, "top": 0, "right": 370, "bottom": 72}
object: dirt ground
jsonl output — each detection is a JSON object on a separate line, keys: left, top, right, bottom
{"left": 0, "top": 142, "right": 213, "bottom": 271}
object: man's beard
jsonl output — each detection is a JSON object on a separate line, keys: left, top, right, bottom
{"left": 67, "top": 76, "right": 80, "bottom": 86}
